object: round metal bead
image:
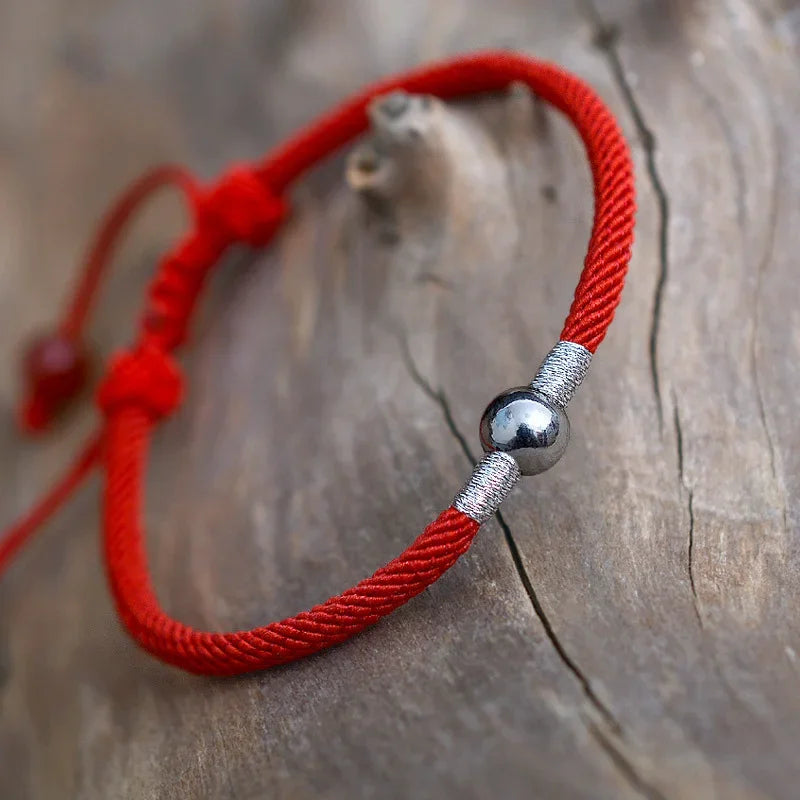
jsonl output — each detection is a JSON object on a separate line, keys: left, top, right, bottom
{"left": 479, "top": 387, "right": 570, "bottom": 476}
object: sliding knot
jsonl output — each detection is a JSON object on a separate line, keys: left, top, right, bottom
{"left": 97, "top": 343, "right": 183, "bottom": 421}
{"left": 195, "top": 167, "right": 289, "bottom": 247}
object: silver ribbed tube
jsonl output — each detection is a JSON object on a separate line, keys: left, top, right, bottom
{"left": 530, "top": 340, "right": 592, "bottom": 408}
{"left": 453, "top": 451, "right": 521, "bottom": 523}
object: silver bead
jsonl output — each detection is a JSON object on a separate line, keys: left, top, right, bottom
{"left": 479, "top": 387, "right": 570, "bottom": 476}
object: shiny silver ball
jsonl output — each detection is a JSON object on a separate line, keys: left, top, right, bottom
{"left": 479, "top": 387, "right": 570, "bottom": 476}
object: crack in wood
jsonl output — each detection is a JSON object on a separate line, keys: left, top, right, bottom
{"left": 673, "top": 399, "right": 702, "bottom": 627}
{"left": 672, "top": 385, "right": 770, "bottom": 712}
{"left": 583, "top": 1, "right": 671, "bottom": 431}
{"left": 588, "top": 722, "right": 667, "bottom": 800}
{"left": 728, "top": 0, "right": 792, "bottom": 551}
{"left": 687, "top": 491, "right": 697, "bottom": 605}
{"left": 493, "top": 508, "right": 623, "bottom": 737}
{"left": 397, "top": 333, "right": 474, "bottom": 465}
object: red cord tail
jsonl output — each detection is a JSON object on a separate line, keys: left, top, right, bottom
{"left": 0, "top": 436, "right": 102, "bottom": 576}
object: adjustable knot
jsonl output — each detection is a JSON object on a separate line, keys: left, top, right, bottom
{"left": 19, "top": 333, "right": 90, "bottom": 433}
{"left": 194, "top": 167, "right": 289, "bottom": 248}
{"left": 97, "top": 343, "right": 183, "bottom": 421}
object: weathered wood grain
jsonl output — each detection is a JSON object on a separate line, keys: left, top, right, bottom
{"left": 1, "top": 1, "right": 799, "bottom": 798}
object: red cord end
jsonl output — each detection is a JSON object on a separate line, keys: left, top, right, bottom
{"left": 18, "top": 333, "right": 90, "bottom": 434}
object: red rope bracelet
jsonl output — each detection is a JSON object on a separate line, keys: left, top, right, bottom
{"left": 2, "top": 51, "right": 635, "bottom": 676}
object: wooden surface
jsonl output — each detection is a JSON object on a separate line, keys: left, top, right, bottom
{"left": 2, "top": 1, "right": 799, "bottom": 798}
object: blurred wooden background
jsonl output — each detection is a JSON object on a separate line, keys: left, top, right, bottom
{"left": 2, "top": 1, "right": 799, "bottom": 798}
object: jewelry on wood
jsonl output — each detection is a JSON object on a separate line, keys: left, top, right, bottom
{"left": 1, "top": 51, "right": 636, "bottom": 676}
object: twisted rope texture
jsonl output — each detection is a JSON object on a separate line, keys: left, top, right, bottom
{"left": 106, "top": 409, "right": 479, "bottom": 675}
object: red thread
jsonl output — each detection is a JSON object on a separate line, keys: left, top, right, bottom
{"left": 97, "top": 344, "right": 184, "bottom": 421}
{"left": 1, "top": 51, "right": 635, "bottom": 676}
{"left": 18, "top": 165, "right": 197, "bottom": 433}
{"left": 194, "top": 166, "right": 289, "bottom": 247}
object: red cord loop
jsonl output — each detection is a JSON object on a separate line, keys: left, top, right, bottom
{"left": 194, "top": 167, "right": 289, "bottom": 248}
{"left": 2, "top": 51, "right": 636, "bottom": 677}
{"left": 97, "top": 343, "right": 183, "bottom": 421}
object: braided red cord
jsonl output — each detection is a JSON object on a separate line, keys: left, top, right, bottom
{"left": 2, "top": 51, "right": 635, "bottom": 676}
